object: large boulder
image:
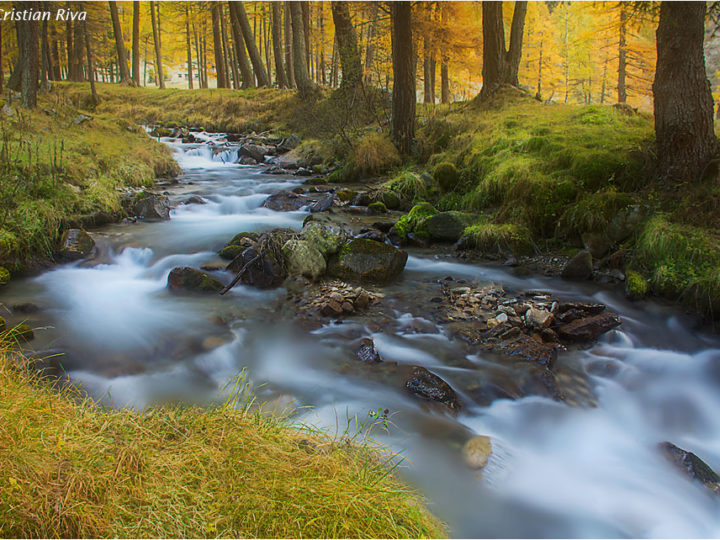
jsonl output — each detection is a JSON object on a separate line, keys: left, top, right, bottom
{"left": 282, "top": 239, "right": 326, "bottom": 281}
{"left": 303, "top": 222, "right": 345, "bottom": 257}
{"left": 58, "top": 228, "right": 95, "bottom": 261}
{"left": 227, "top": 247, "right": 286, "bottom": 289}
{"left": 167, "top": 267, "right": 224, "bottom": 293}
{"left": 129, "top": 192, "right": 171, "bottom": 221}
{"left": 275, "top": 148, "right": 305, "bottom": 169}
{"left": 329, "top": 239, "right": 408, "bottom": 283}
{"left": 262, "top": 190, "right": 313, "bottom": 211}
{"left": 556, "top": 312, "right": 622, "bottom": 343}
{"left": 238, "top": 143, "right": 271, "bottom": 163}
{"left": 419, "top": 212, "right": 468, "bottom": 243}
{"left": 403, "top": 366, "right": 461, "bottom": 411}
{"left": 660, "top": 442, "right": 720, "bottom": 494}
{"left": 462, "top": 436, "right": 493, "bottom": 469}
{"left": 561, "top": 250, "right": 593, "bottom": 280}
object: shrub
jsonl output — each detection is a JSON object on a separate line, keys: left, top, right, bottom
{"left": 433, "top": 162, "right": 460, "bottom": 192}
{"left": 386, "top": 171, "right": 428, "bottom": 202}
{"left": 350, "top": 133, "right": 401, "bottom": 178}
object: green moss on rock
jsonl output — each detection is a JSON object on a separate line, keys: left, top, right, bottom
{"left": 368, "top": 201, "right": 388, "bottom": 214}
{"left": 625, "top": 270, "right": 648, "bottom": 300}
{"left": 433, "top": 162, "right": 460, "bottom": 192}
{"left": 11, "top": 324, "right": 34, "bottom": 342}
{"left": 0, "top": 266, "right": 10, "bottom": 286}
{"left": 219, "top": 245, "right": 246, "bottom": 260}
{"left": 459, "top": 223, "right": 534, "bottom": 256}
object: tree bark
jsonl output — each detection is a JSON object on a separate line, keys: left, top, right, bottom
{"left": 18, "top": 1, "right": 39, "bottom": 108}
{"left": 284, "top": 2, "right": 295, "bottom": 87}
{"left": 228, "top": 1, "right": 255, "bottom": 88}
{"left": 617, "top": 4, "right": 627, "bottom": 103}
{"left": 480, "top": 1, "right": 505, "bottom": 100}
{"left": 289, "top": 1, "right": 319, "bottom": 98}
{"left": 272, "top": 2, "right": 288, "bottom": 88}
{"left": 0, "top": 23, "right": 3, "bottom": 94}
{"left": 220, "top": 6, "right": 236, "bottom": 89}
{"left": 233, "top": 1, "right": 269, "bottom": 87}
{"left": 331, "top": 1, "right": 363, "bottom": 92}
{"left": 83, "top": 19, "right": 98, "bottom": 105}
{"left": 64, "top": 4, "right": 75, "bottom": 80}
{"left": 132, "top": 1, "right": 140, "bottom": 85}
{"left": 653, "top": 1, "right": 718, "bottom": 184}
{"left": 150, "top": 1, "right": 164, "bottom": 88}
{"left": 109, "top": 1, "right": 131, "bottom": 84}
{"left": 506, "top": 1, "right": 527, "bottom": 86}
{"left": 50, "top": 25, "right": 61, "bottom": 80}
{"left": 185, "top": 4, "right": 193, "bottom": 89}
{"left": 301, "top": 1, "right": 311, "bottom": 70}
{"left": 40, "top": 19, "right": 49, "bottom": 89}
{"left": 212, "top": 3, "right": 227, "bottom": 88}
{"left": 391, "top": 2, "right": 415, "bottom": 155}
{"left": 364, "top": 1, "right": 378, "bottom": 86}
{"left": 423, "top": 37, "right": 432, "bottom": 103}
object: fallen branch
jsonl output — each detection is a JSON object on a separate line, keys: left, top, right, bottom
{"left": 219, "top": 254, "right": 260, "bottom": 295}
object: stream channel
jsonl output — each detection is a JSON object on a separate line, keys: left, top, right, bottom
{"left": 4, "top": 133, "right": 720, "bottom": 538}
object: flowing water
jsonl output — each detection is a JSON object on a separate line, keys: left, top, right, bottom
{"left": 5, "top": 134, "right": 720, "bottom": 538}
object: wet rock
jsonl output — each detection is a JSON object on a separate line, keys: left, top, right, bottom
{"left": 525, "top": 307, "right": 554, "bottom": 330}
{"left": 228, "top": 231, "right": 259, "bottom": 246}
{"left": 329, "top": 239, "right": 408, "bottom": 283}
{"left": 128, "top": 192, "right": 171, "bottom": 221}
{"left": 58, "top": 228, "right": 95, "bottom": 261}
{"left": 419, "top": 212, "right": 467, "bottom": 243}
{"left": 227, "top": 247, "right": 286, "bottom": 289}
{"left": 403, "top": 366, "right": 461, "bottom": 411}
{"left": 238, "top": 143, "right": 271, "bottom": 163}
{"left": 278, "top": 134, "right": 301, "bottom": 152}
{"left": 368, "top": 201, "right": 388, "bottom": 215}
{"left": 283, "top": 239, "right": 326, "bottom": 281}
{"left": 302, "top": 222, "right": 345, "bottom": 257}
{"left": 202, "top": 336, "right": 231, "bottom": 351}
{"left": 561, "top": 250, "right": 593, "bottom": 280}
{"left": 200, "top": 263, "right": 226, "bottom": 272}
{"left": 167, "top": 266, "right": 224, "bottom": 293}
{"left": 310, "top": 193, "right": 334, "bottom": 213}
{"left": 275, "top": 147, "right": 305, "bottom": 169}
{"left": 555, "top": 302, "right": 606, "bottom": 325}
{"left": 581, "top": 232, "right": 613, "bottom": 259}
{"left": 262, "top": 190, "right": 313, "bottom": 211}
{"left": 463, "top": 435, "right": 493, "bottom": 469}
{"left": 10, "top": 323, "right": 34, "bottom": 342}
{"left": 356, "top": 338, "right": 382, "bottom": 364}
{"left": 184, "top": 195, "right": 206, "bottom": 205}
{"left": 660, "top": 442, "right": 720, "bottom": 494}
{"left": 218, "top": 245, "right": 246, "bottom": 260}
{"left": 353, "top": 192, "right": 372, "bottom": 206}
{"left": 12, "top": 302, "right": 40, "bottom": 314}
{"left": 556, "top": 312, "right": 622, "bottom": 343}
{"left": 501, "top": 334, "right": 558, "bottom": 367}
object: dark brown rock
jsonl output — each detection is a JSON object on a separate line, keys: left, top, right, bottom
{"left": 167, "top": 267, "right": 224, "bottom": 293}
{"left": 660, "top": 442, "right": 720, "bottom": 494}
{"left": 403, "top": 366, "right": 461, "bottom": 411}
{"left": 561, "top": 250, "right": 593, "bottom": 280}
{"left": 58, "top": 229, "right": 95, "bottom": 261}
{"left": 227, "top": 247, "right": 287, "bottom": 289}
{"left": 356, "top": 338, "right": 382, "bottom": 364}
{"left": 262, "top": 190, "right": 313, "bottom": 211}
{"left": 556, "top": 312, "right": 622, "bottom": 343}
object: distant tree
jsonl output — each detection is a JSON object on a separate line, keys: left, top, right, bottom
{"left": 331, "top": 1, "right": 362, "bottom": 92}
{"left": 212, "top": 3, "right": 228, "bottom": 88}
{"left": 272, "top": 3, "right": 288, "bottom": 88}
{"left": 132, "top": 1, "right": 140, "bottom": 86}
{"left": 108, "top": 1, "right": 132, "bottom": 84}
{"left": 390, "top": 1, "right": 415, "bottom": 154}
{"left": 233, "top": 2, "right": 269, "bottom": 87}
{"left": 653, "top": 1, "right": 718, "bottom": 184}
{"left": 227, "top": 1, "right": 255, "bottom": 88}
{"left": 82, "top": 19, "right": 98, "bottom": 105}
{"left": 289, "top": 1, "right": 319, "bottom": 98}
{"left": 185, "top": 4, "right": 194, "bottom": 89}
{"left": 19, "top": 1, "right": 40, "bottom": 107}
{"left": 150, "top": 1, "right": 164, "bottom": 88}
{"left": 480, "top": 1, "right": 528, "bottom": 99}
{"left": 285, "top": 2, "right": 295, "bottom": 88}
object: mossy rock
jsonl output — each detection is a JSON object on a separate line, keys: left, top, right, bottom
{"left": 380, "top": 191, "right": 401, "bottom": 210}
{"left": 433, "top": 162, "right": 460, "bottom": 192}
{"left": 0, "top": 316, "right": 5, "bottom": 331}
{"left": 0, "top": 266, "right": 10, "bottom": 286}
{"left": 282, "top": 239, "right": 327, "bottom": 281}
{"left": 302, "top": 222, "right": 345, "bottom": 257}
{"left": 408, "top": 203, "right": 438, "bottom": 223}
{"left": 417, "top": 212, "right": 472, "bottom": 243}
{"left": 167, "top": 267, "right": 224, "bottom": 293}
{"left": 625, "top": 270, "right": 648, "bottom": 300}
{"left": 218, "top": 245, "right": 246, "bottom": 260}
{"left": 368, "top": 201, "right": 388, "bottom": 215}
{"left": 228, "top": 232, "right": 259, "bottom": 246}
{"left": 11, "top": 324, "right": 34, "bottom": 342}
{"left": 337, "top": 190, "right": 357, "bottom": 203}
{"left": 330, "top": 239, "right": 408, "bottom": 283}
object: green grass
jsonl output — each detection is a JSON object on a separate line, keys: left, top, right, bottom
{"left": 0, "top": 349, "right": 444, "bottom": 538}
{"left": 0, "top": 93, "right": 179, "bottom": 269}
{"left": 459, "top": 223, "right": 534, "bottom": 256}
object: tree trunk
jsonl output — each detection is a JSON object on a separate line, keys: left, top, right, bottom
{"left": 50, "top": 25, "right": 61, "bottom": 80}
{"left": 331, "top": 1, "right": 363, "bottom": 92}
{"left": 40, "top": 19, "right": 49, "bottom": 90}
{"left": 233, "top": 1, "right": 269, "bottom": 87}
{"left": 391, "top": 2, "right": 415, "bottom": 155}
{"left": 18, "top": 1, "right": 39, "bottom": 108}
{"left": 65, "top": 5, "right": 75, "bottom": 80}
{"left": 0, "top": 23, "right": 3, "bottom": 94}
{"left": 319, "top": 4, "right": 326, "bottom": 84}
{"left": 289, "top": 1, "right": 318, "bottom": 98}
{"left": 302, "top": 1, "right": 311, "bottom": 71}
{"left": 272, "top": 3, "right": 288, "bottom": 88}
{"left": 617, "top": 4, "right": 627, "bottom": 103}
{"left": 480, "top": 1, "right": 505, "bottom": 100}
{"left": 536, "top": 37, "right": 543, "bottom": 99}
{"left": 212, "top": 3, "right": 227, "bottom": 88}
{"left": 284, "top": 2, "right": 295, "bottom": 88}
{"left": 423, "top": 37, "right": 432, "bottom": 103}
{"left": 150, "top": 1, "right": 164, "bottom": 88}
{"left": 364, "top": 1, "right": 378, "bottom": 86}
{"left": 220, "top": 7, "right": 236, "bottom": 89}
{"left": 132, "top": 1, "right": 140, "bottom": 85}
{"left": 653, "top": 1, "right": 718, "bottom": 184}
{"left": 185, "top": 4, "right": 193, "bottom": 89}
{"left": 228, "top": 1, "right": 255, "bottom": 88}
{"left": 83, "top": 19, "right": 98, "bottom": 105}
{"left": 109, "top": 1, "right": 131, "bottom": 84}
{"left": 202, "top": 31, "right": 208, "bottom": 88}
{"left": 194, "top": 23, "right": 203, "bottom": 87}
{"left": 505, "top": 1, "right": 527, "bottom": 86}
{"left": 441, "top": 62, "right": 450, "bottom": 103}
{"left": 72, "top": 5, "right": 83, "bottom": 80}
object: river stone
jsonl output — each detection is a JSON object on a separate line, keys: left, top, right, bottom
{"left": 131, "top": 192, "right": 171, "bottom": 221}
{"left": 58, "top": 228, "right": 95, "bottom": 261}
{"left": 660, "top": 442, "right": 720, "bottom": 494}
{"left": 275, "top": 147, "right": 305, "bottom": 169}
{"left": 525, "top": 307, "right": 554, "bottom": 330}
{"left": 420, "top": 212, "right": 468, "bottom": 242}
{"left": 556, "top": 312, "right": 622, "bottom": 343}
{"left": 282, "top": 239, "right": 326, "bottom": 281}
{"left": 310, "top": 193, "right": 334, "bottom": 213}
{"left": 228, "top": 231, "right": 259, "bottom": 246}
{"left": 329, "top": 239, "right": 408, "bottom": 283}
{"left": 238, "top": 143, "right": 271, "bottom": 163}
{"left": 218, "top": 245, "right": 246, "bottom": 260}
{"left": 502, "top": 334, "right": 557, "bottom": 367}
{"left": 167, "top": 266, "right": 224, "bottom": 293}
{"left": 227, "top": 247, "right": 286, "bottom": 289}
{"left": 303, "top": 222, "right": 344, "bottom": 257}
{"left": 403, "top": 366, "right": 461, "bottom": 411}
{"left": 11, "top": 324, "right": 34, "bottom": 342}
{"left": 561, "top": 250, "right": 593, "bottom": 280}
{"left": 356, "top": 338, "right": 382, "bottom": 364}
{"left": 462, "top": 436, "right": 493, "bottom": 469}
{"left": 262, "top": 190, "right": 313, "bottom": 211}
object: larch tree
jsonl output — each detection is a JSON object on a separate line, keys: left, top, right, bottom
{"left": 653, "top": 1, "right": 718, "bottom": 184}
{"left": 132, "top": 1, "right": 140, "bottom": 86}
{"left": 82, "top": 19, "right": 98, "bottom": 105}
{"left": 285, "top": 2, "right": 295, "bottom": 88}
{"left": 390, "top": 1, "right": 415, "bottom": 155}
{"left": 272, "top": 2, "right": 288, "bottom": 88}
{"left": 480, "top": 1, "right": 528, "bottom": 100}
{"left": 150, "top": 1, "right": 164, "bottom": 88}
{"left": 212, "top": 3, "right": 228, "bottom": 88}
{"left": 233, "top": 2, "right": 269, "bottom": 87}
{"left": 185, "top": 4, "right": 194, "bottom": 89}
{"left": 108, "top": 1, "right": 132, "bottom": 84}
{"left": 363, "top": 1, "right": 379, "bottom": 86}
{"left": 289, "top": 1, "right": 319, "bottom": 98}
{"left": 228, "top": 1, "right": 255, "bottom": 88}
{"left": 331, "top": 1, "right": 363, "bottom": 92}
{"left": 617, "top": 3, "right": 627, "bottom": 103}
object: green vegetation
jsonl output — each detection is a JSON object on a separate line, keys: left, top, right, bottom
{"left": 393, "top": 203, "right": 439, "bottom": 241}
{"left": 0, "top": 352, "right": 444, "bottom": 538}
{"left": 460, "top": 223, "right": 534, "bottom": 256}
{"left": 432, "top": 162, "right": 460, "bottom": 192}
{"left": 0, "top": 92, "right": 178, "bottom": 269}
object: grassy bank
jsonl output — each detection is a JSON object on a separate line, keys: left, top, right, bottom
{"left": 0, "top": 90, "right": 179, "bottom": 270}
{"left": 0, "top": 352, "right": 444, "bottom": 538}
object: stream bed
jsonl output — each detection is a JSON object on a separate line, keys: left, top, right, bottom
{"left": 4, "top": 134, "right": 720, "bottom": 538}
